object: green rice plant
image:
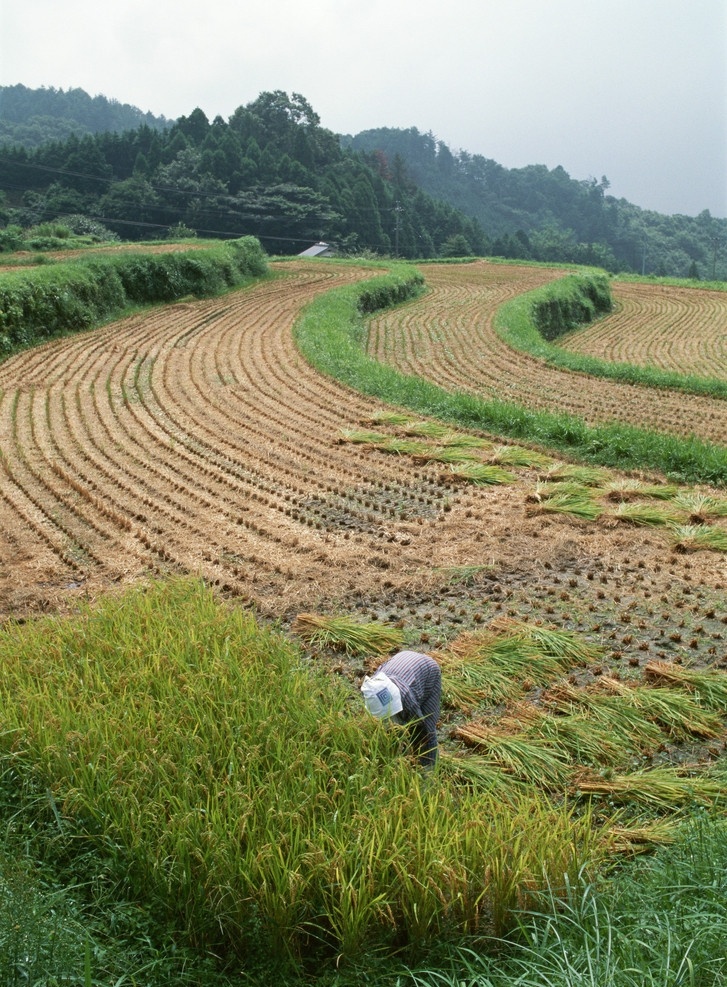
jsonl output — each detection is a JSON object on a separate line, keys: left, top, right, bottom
{"left": 600, "top": 477, "right": 680, "bottom": 501}
{"left": 670, "top": 523, "right": 727, "bottom": 553}
{"left": 572, "top": 766, "right": 727, "bottom": 809}
{"left": 528, "top": 488, "right": 603, "bottom": 520}
{"left": 453, "top": 723, "right": 572, "bottom": 788}
{"left": 487, "top": 444, "right": 553, "bottom": 468}
{"left": 644, "top": 660, "right": 727, "bottom": 710}
{"left": 292, "top": 612, "right": 404, "bottom": 656}
{"left": 446, "top": 461, "right": 516, "bottom": 485}
{"left": 604, "top": 501, "right": 685, "bottom": 527}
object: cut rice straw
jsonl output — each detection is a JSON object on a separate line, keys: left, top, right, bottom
{"left": 292, "top": 613, "right": 404, "bottom": 656}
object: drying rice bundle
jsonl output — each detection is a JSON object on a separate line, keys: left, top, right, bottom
{"left": 572, "top": 767, "right": 727, "bottom": 809}
{"left": 604, "top": 819, "right": 678, "bottom": 855}
{"left": 453, "top": 723, "right": 571, "bottom": 788}
{"left": 359, "top": 410, "right": 412, "bottom": 426}
{"left": 374, "top": 436, "right": 432, "bottom": 457}
{"left": 594, "top": 675, "right": 725, "bottom": 741}
{"left": 542, "top": 682, "right": 665, "bottom": 753}
{"left": 670, "top": 491, "right": 727, "bottom": 521}
{"left": 526, "top": 481, "right": 595, "bottom": 503}
{"left": 487, "top": 616, "right": 603, "bottom": 667}
{"left": 538, "top": 462, "right": 612, "bottom": 487}
{"left": 438, "top": 751, "right": 525, "bottom": 796}
{"left": 411, "top": 444, "right": 481, "bottom": 464}
{"left": 601, "top": 478, "right": 679, "bottom": 502}
{"left": 644, "top": 661, "right": 727, "bottom": 710}
{"left": 338, "top": 428, "right": 391, "bottom": 445}
{"left": 605, "top": 502, "right": 685, "bottom": 527}
{"left": 486, "top": 444, "right": 553, "bottom": 469}
{"left": 446, "top": 462, "right": 515, "bottom": 485}
{"left": 292, "top": 613, "right": 404, "bottom": 656}
{"left": 439, "top": 654, "right": 518, "bottom": 710}
{"left": 528, "top": 488, "right": 603, "bottom": 521}
{"left": 506, "top": 704, "right": 631, "bottom": 768}
{"left": 670, "top": 524, "right": 727, "bottom": 553}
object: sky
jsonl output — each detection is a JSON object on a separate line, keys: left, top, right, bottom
{"left": 1, "top": 0, "right": 726, "bottom": 218}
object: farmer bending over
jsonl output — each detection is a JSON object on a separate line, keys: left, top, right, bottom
{"left": 361, "top": 651, "right": 442, "bottom": 767}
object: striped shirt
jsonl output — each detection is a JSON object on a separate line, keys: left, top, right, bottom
{"left": 378, "top": 651, "right": 441, "bottom": 766}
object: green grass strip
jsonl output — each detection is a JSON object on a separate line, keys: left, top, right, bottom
{"left": 293, "top": 267, "right": 727, "bottom": 487}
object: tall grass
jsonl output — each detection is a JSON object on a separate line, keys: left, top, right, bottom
{"left": 294, "top": 268, "right": 727, "bottom": 486}
{"left": 0, "top": 578, "right": 614, "bottom": 976}
{"left": 403, "top": 814, "right": 727, "bottom": 987}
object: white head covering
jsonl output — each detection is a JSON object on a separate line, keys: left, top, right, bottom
{"left": 360, "top": 670, "right": 403, "bottom": 718}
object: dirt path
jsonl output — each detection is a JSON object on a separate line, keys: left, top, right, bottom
{"left": 0, "top": 261, "right": 725, "bottom": 669}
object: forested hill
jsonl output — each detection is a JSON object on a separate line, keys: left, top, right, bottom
{"left": 347, "top": 127, "right": 727, "bottom": 279}
{"left": 0, "top": 84, "right": 171, "bottom": 148}
{"left": 0, "top": 90, "right": 485, "bottom": 257}
{"left": 0, "top": 85, "right": 725, "bottom": 276}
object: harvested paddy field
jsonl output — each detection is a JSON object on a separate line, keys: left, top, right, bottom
{"left": 0, "top": 258, "right": 725, "bottom": 679}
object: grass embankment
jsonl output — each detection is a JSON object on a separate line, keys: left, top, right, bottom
{"left": 0, "top": 236, "right": 268, "bottom": 357}
{"left": 1, "top": 578, "right": 615, "bottom": 984}
{"left": 496, "top": 272, "right": 727, "bottom": 400}
{"left": 294, "top": 266, "right": 727, "bottom": 486}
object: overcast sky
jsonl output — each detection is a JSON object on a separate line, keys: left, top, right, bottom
{"left": 2, "top": 0, "right": 725, "bottom": 218}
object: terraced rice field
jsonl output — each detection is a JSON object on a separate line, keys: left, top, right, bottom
{"left": 0, "top": 259, "right": 725, "bottom": 671}
{"left": 560, "top": 280, "right": 727, "bottom": 379}
{"left": 367, "top": 263, "right": 727, "bottom": 445}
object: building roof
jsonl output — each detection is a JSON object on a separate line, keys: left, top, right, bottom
{"left": 298, "top": 241, "right": 334, "bottom": 257}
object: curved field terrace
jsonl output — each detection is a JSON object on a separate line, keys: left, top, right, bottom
{"left": 0, "top": 260, "right": 725, "bottom": 671}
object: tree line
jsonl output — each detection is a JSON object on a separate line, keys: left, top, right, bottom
{"left": 0, "top": 90, "right": 485, "bottom": 258}
{"left": 347, "top": 127, "right": 727, "bottom": 278}
{"left": 0, "top": 86, "right": 725, "bottom": 274}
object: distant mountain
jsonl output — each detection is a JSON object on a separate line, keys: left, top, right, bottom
{"left": 346, "top": 126, "right": 727, "bottom": 278}
{"left": 0, "top": 84, "right": 171, "bottom": 148}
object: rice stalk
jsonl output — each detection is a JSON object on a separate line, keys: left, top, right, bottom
{"left": 487, "top": 616, "right": 602, "bottom": 666}
{"left": 601, "top": 478, "right": 679, "bottom": 501}
{"left": 438, "top": 751, "right": 525, "bottom": 796}
{"left": 528, "top": 489, "right": 602, "bottom": 521}
{"left": 359, "top": 410, "right": 412, "bottom": 426}
{"left": 605, "top": 501, "right": 685, "bottom": 527}
{"left": 453, "top": 723, "right": 571, "bottom": 788}
{"left": 486, "top": 445, "right": 553, "bottom": 468}
{"left": 670, "top": 524, "right": 727, "bottom": 553}
{"left": 338, "top": 428, "right": 391, "bottom": 445}
{"left": 374, "top": 436, "right": 431, "bottom": 457}
{"left": 412, "top": 445, "right": 481, "bottom": 464}
{"left": 292, "top": 613, "right": 404, "bottom": 656}
{"left": 572, "top": 767, "right": 727, "bottom": 809}
{"left": 402, "top": 420, "right": 452, "bottom": 439}
{"left": 644, "top": 661, "right": 727, "bottom": 710}
{"left": 594, "top": 675, "right": 725, "bottom": 741}
{"left": 446, "top": 462, "right": 516, "bottom": 485}
{"left": 670, "top": 491, "right": 727, "bottom": 520}
{"left": 542, "top": 682, "right": 665, "bottom": 753}
{"left": 604, "top": 818, "right": 679, "bottom": 854}
{"left": 526, "top": 481, "right": 595, "bottom": 503}
{"left": 538, "top": 462, "right": 612, "bottom": 486}
{"left": 503, "top": 704, "right": 631, "bottom": 768}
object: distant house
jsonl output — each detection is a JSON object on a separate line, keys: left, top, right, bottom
{"left": 298, "top": 241, "right": 336, "bottom": 258}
